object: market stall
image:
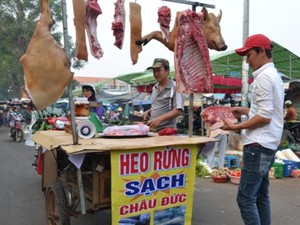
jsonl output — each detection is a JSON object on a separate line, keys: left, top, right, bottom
{"left": 33, "top": 130, "right": 216, "bottom": 224}
{"left": 21, "top": 0, "right": 229, "bottom": 224}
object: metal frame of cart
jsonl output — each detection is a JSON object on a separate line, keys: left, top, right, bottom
{"left": 33, "top": 131, "right": 216, "bottom": 224}
{"left": 35, "top": 0, "right": 216, "bottom": 224}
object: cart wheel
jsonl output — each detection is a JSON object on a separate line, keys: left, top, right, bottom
{"left": 15, "top": 130, "right": 23, "bottom": 142}
{"left": 45, "top": 182, "right": 70, "bottom": 225}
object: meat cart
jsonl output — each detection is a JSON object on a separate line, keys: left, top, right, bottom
{"left": 30, "top": 0, "right": 217, "bottom": 223}
{"left": 32, "top": 130, "right": 216, "bottom": 225}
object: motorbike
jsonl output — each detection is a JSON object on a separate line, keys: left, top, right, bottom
{"left": 9, "top": 112, "right": 25, "bottom": 142}
{"left": 31, "top": 115, "right": 69, "bottom": 174}
{"left": 285, "top": 121, "right": 300, "bottom": 143}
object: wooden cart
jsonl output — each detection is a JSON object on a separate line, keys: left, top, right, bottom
{"left": 32, "top": 130, "right": 215, "bottom": 225}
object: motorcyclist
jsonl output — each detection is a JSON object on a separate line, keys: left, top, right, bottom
{"left": 283, "top": 100, "right": 300, "bottom": 143}
{"left": 284, "top": 100, "right": 297, "bottom": 122}
{"left": 9, "top": 106, "right": 23, "bottom": 137}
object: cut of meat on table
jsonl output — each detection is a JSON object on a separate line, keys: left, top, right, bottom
{"left": 73, "top": 0, "right": 88, "bottom": 61}
{"left": 20, "top": 0, "right": 73, "bottom": 110}
{"left": 157, "top": 6, "right": 171, "bottom": 42}
{"left": 129, "top": 2, "right": 142, "bottom": 65}
{"left": 103, "top": 124, "right": 150, "bottom": 136}
{"left": 112, "top": 0, "right": 125, "bottom": 49}
{"left": 85, "top": 0, "right": 103, "bottom": 59}
{"left": 201, "top": 106, "right": 238, "bottom": 130}
{"left": 174, "top": 9, "right": 213, "bottom": 93}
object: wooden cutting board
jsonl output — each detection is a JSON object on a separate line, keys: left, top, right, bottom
{"left": 32, "top": 131, "right": 217, "bottom": 155}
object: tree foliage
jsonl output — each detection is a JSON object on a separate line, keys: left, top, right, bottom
{"left": 0, "top": 0, "right": 84, "bottom": 100}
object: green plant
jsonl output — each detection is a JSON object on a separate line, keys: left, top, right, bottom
{"left": 196, "top": 159, "right": 211, "bottom": 177}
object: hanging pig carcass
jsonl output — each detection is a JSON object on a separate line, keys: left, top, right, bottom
{"left": 136, "top": 7, "right": 227, "bottom": 52}
{"left": 20, "top": 0, "right": 73, "bottom": 110}
{"left": 174, "top": 9, "right": 214, "bottom": 93}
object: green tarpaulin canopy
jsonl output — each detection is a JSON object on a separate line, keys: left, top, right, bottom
{"left": 73, "top": 41, "right": 300, "bottom": 96}
{"left": 130, "top": 41, "right": 300, "bottom": 86}
{"left": 211, "top": 41, "right": 300, "bottom": 78}
{"left": 72, "top": 71, "right": 148, "bottom": 96}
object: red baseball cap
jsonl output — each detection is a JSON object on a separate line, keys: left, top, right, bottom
{"left": 235, "top": 34, "right": 272, "bottom": 56}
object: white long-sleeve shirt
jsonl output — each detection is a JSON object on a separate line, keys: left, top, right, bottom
{"left": 242, "top": 62, "right": 284, "bottom": 150}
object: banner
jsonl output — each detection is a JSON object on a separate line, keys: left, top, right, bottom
{"left": 111, "top": 144, "right": 197, "bottom": 225}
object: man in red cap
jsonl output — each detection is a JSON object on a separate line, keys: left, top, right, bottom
{"left": 222, "top": 34, "right": 284, "bottom": 225}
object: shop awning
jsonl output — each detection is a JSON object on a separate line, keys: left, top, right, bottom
{"left": 132, "top": 76, "right": 254, "bottom": 94}
{"left": 211, "top": 41, "right": 300, "bottom": 79}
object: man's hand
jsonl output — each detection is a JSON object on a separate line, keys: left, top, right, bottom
{"left": 147, "top": 117, "right": 161, "bottom": 129}
{"left": 222, "top": 118, "right": 239, "bottom": 131}
{"left": 231, "top": 107, "right": 249, "bottom": 119}
{"left": 142, "top": 110, "right": 151, "bottom": 121}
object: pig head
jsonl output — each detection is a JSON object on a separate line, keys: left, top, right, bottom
{"left": 136, "top": 7, "right": 227, "bottom": 52}
{"left": 202, "top": 8, "right": 227, "bottom": 51}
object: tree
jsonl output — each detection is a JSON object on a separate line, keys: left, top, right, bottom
{"left": 0, "top": 0, "right": 84, "bottom": 99}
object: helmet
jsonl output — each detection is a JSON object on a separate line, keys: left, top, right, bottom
{"left": 285, "top": 100, "right": 292, "bottom": 105}
{"left": 13, "top": 105, "right": 20, "bottom": 111}
{"left": 81, "top": 83, "right": 96, "bottom": 93}
{"left": 81, "top": 83, "right": 97, "bottom": 101}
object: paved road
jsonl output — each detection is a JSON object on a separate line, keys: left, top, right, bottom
{"left": 0, "top": 126, "right": 299, "bottom": 225}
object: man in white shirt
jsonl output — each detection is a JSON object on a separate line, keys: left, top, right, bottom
{"left": 222, "top": 34, "right": 284, "bottom": 225}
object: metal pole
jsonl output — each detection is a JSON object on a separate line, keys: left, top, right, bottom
{"left": 61, "top": 0, "right": 86, "bottom": 215}
{"left": 200, "top": 96, "right": 204, "bottom": 135}
{"left": 61, "top": 0, "right": 78, "bottom": 145}
{"left": 76, "top": 168, "right": 86, "bottom": 214}
{"left": 289, "top": 54, "right": 292, "bottom": 78}
{"left": 163, "top": 0, "right": 215, "bottom": 9}
{"left": 241, "top": 0, "right": 250, "bottom": 107}
{"left": 188, "top": 94, "right": 194, "bottom": 137}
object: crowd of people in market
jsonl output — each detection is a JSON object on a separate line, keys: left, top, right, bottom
{"left": 0, "top": 100, "right": 32, "bottom": 127}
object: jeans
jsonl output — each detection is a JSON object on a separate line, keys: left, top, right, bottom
{"left": 237, "top": 144, "right": 276, "bottom": 225}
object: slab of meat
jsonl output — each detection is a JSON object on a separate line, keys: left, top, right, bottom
{"left": 73, "top": 0, "right": 88, "bottom": 61}
{"left": 201, "top": 106, "right": 237, "bottom": 130}
{"left": 174, "top": 9, "right": 213, "bottom": 93}
{"left": 85, "top": 0, "right": 103, "bottom": 59}
{"left": 112, "top": 0, "right": 125, "bottom": 49}
{"left": 129, "top": 2, "right": 142, "bottom": 65}
{"left": 20, "top": 0, "right": 73, "bottom": 110}
{"left": 103, "top": 124, "right": 150, "bottom": 136}
{"left": 157, "top": 6, "right": 171, "bottom": 42}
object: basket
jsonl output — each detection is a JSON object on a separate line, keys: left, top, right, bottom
{"left": 229, "top": 175, "right": 240, "bottom": 184}
{"left": 283, "top": 159, "right": 300, "bottom": 177}
{"left": 212, "top": 176, "right": 228, "bottom": 183}
{"left": 272, "top": 162, "right": 284, "bottom": 178}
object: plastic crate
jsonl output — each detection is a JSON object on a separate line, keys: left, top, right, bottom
{"left": 272, "top": 162, "right": 284, "bottom": 178}
{"left": 283, "top": 160, "right": 300, "bottom": 177}
{"left": 224, "top": 155, "right": 240, "bottom": 168}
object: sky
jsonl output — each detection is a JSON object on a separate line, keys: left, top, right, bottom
{"left": 66, "top": 0, "right": 300, "bottom": 78}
